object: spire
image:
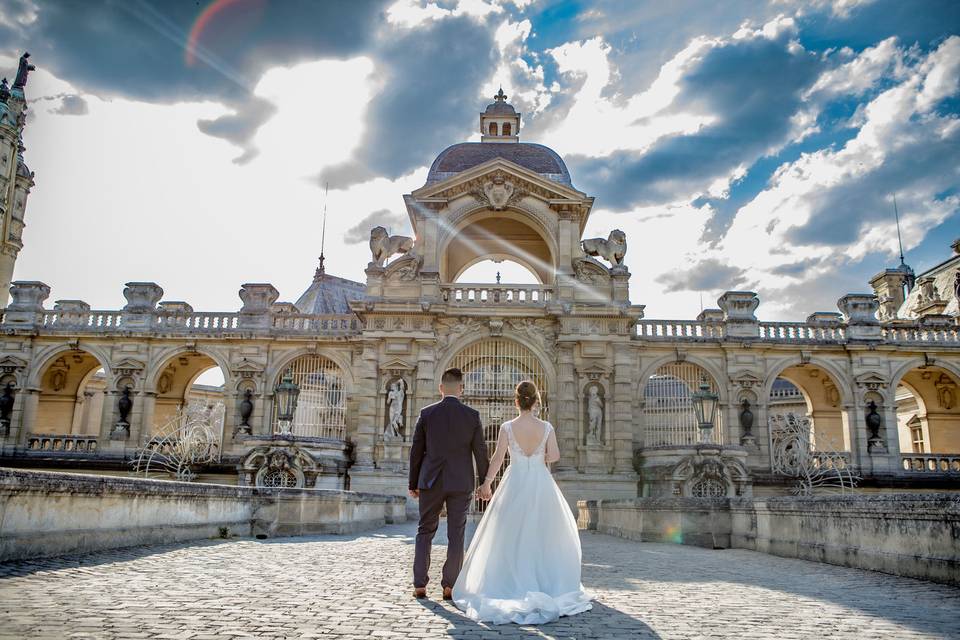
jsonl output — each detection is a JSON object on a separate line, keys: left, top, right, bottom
{"left": 891, "top": 193, "right": 915, "bottom": 293}
{"left": 481, "top": 86, "right": 520, "bottom": 143}
{"left": 494, "top": 86, "right": 507, "bottom": 103}
{"left": 894, "top": 193, "right": 905, "bottom": 266}
{"left": 314, "top": 182, "right": 329, "bottom": 282}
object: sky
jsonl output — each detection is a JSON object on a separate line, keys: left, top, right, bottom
{"left": 2, "top": 0, "right": 959, "bottom": 322}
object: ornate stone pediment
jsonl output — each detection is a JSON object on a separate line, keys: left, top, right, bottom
{"left": 232, "top": 358, "right": 264, "bottom": 379}
{"left": 113, "top": 358, "right": 145, "bottom": 378}
{"left": 733, "top": 371, "right": 764, "bottom": 390}
{"left": 0, "top": 355, "right": 27, "bottom": 374}
{"left": 576, "top": 363, "right": 610, "bottom": 381}
{"left": 505, "top": 318, "right": 557, "bottom": 357}
{"left": 412, "top": 159, "right": 585, "bottom": 204}
{"left": 379, "top": 358, "right": 415, "bottom": 374}
{"left": 854, "top": 372, "right": 887, "bottom": 391}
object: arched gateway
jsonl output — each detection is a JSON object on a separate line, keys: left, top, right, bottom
{"left": 448, "top": 338, "right": 549, "bottom": 509}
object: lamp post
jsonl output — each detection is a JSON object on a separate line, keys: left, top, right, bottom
{"left": 275, "top": 370, "right": 300, "bottom": 436}
{"left": 692, "top": 378, "right": 719, "bottom": 444}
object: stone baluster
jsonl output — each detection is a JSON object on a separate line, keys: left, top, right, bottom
{"left": 53, "top": 300, "right": 90, "bottom": 326}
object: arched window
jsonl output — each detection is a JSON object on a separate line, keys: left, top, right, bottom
{"left": 274, "top": 355, "right": 346, "bottom": 440}
{"left": 641, "top": 362, "right": 724, "bottom": 446}
{"left": 502, "top": 122, "right": 511, "bottom": 136}
{"left": 489, "top": 122, "right": 498, "bottom": 136}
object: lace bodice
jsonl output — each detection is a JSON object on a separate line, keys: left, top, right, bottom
{"left": 504, "top": 419, "right": 552, "bottom": 459}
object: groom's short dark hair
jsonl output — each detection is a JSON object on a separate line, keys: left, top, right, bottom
{"left": 441, "top": 368, "right": 463, "bottom": 385}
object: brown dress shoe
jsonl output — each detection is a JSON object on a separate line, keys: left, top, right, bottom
{"left": 414, "top": 587, "right": 427, "bottom": 599}
{"left": 442, "top": 587, "right": 453, "bottom": 601}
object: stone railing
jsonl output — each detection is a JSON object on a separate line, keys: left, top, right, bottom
{"left": 579, "top": 494, "right": 960, "bottom": 585}
{"left": 901, "top": 454, "right": 960, "bottom": 473}
{"left": 634, "top": 318, "right": 959, "bottom": 346}
{"left": 0, "top": 468, "right": 406, "bottom": 561}
{"left": 440, "top": 283, "right": 553, "bottom": 306}
{"left": 8, "top": 309, "right": 362, "bottom": 336}
{"left": 758, "top": 321, "right": 846, "bottom": 342}
{"left": 634, "top": 320, "right": 726, "bottom": 340}
{"left": 26, "top": 434, "right": 99, "bottom": 453}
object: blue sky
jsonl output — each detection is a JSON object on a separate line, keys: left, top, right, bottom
{"left": 1, "top": 0, "right": 958, "bottom": 320}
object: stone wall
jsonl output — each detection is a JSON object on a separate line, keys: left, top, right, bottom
{"left": 0, "top": 468, "right": 406, "bottom": 561}
{"left": 579, "top": 494, "right": 960, "bottom": 585}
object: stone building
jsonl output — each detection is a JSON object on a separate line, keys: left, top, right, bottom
{"left": 1, "top": 67, "right": 958, "bottom": 504}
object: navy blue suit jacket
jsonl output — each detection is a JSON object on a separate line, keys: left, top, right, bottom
{"left": 408, "top": 396, "right": 489, "bottom": 493}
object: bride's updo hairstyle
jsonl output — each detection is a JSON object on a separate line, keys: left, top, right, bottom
{"left": 515, "top": 380, "right": 541, "bottom": 411}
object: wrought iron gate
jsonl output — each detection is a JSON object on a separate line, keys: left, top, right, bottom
{"left": 449, "top": 339, "right": 549, "bottom": 512}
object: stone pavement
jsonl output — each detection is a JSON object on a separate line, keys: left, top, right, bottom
{"left": 1, "top": 520, "right": 958, "bottom": 640}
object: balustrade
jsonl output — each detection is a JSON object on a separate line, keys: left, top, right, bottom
{"left": 26, "top": 434, "right": 99, "bottom": 453}
{"left": 634, "top": 320, "right": 725, "bottom": 340}
{"left": 759, "top": 322, "right": 846, "bottom": 342}
{"left": 901, "top": 454, "right": 960, "bottom": 473}
{"left": 440, "top": 284, "right": 552, "bottom": 305}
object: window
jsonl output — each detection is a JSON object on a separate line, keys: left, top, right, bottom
{"left": 503, "top": 122, "right": 511, "bottom": 136}
{"left": 489, "top": 122, "right": 498, "bottom": 136}
{"left": 908, "top": 417, "right": 925, "bottom": 453}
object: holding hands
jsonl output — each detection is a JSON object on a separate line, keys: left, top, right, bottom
{"left": 478, "top": 480, "right": 494, "bottom": 501}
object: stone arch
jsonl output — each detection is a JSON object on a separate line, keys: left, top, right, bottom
{"left": 764, "top": 357, "right": 851, "bottom": 451}
{"left": 438, "top": 208, "right": 558, "bottom": 285}
{"left": 639, "top": 357, "right": 727, "bottom": 446}
{"left": 266, "top": 347, "right": 355, "bottom": 390}
{"left": 453, "top": 254, "right": 544, "bottom": 284}
{"left": 27, "top": 343, "right": 113, "bottom": 389}
{"left": 32, "top": 347, "right": 109, "bottom": 436}
{"left": 269, "top": 351, "right": 352, "bottom": 440}
{"left": 891, "top": 361, "right": 960, "bottom": 453}
{"left": 437, "top": 331, "right": 558, "bottom": 394}
{"left": 148, "top": 347, "right": 230, "bottom": 437}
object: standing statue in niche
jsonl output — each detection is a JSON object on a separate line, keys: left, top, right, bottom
{"left": 385, "top": 379, "right": 406, "bottom": 439}
{"left": 586, "top": 386, "right": 604, "bottom": 444}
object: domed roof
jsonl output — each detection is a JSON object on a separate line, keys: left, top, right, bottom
{"left": 483, "top": 87, "right": 517, "bottom": 115}
{"left": 426, "top": 142, "right": 572, "bottom": 187}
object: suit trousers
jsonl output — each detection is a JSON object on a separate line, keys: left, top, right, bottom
{"left": 413, "top": 479, "right": 473, "bottom": 589}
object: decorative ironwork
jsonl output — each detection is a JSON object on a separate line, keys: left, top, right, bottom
{"left": 450, "top": 338, "right": 549, "bottom": 512}
{"left": 132, "top": 400, "right": 224, "bottom": 481}
{"left": 691, "top": 478, "right": 725, "bottom": 498}
{"left": 642, "top": 362, "right": 724, "bottom": 446}
{"left": 260, "top": 468, "right": 298, "bottom": 488}
{"left": 272, "top": 356, "right": 345, "bottom": 439}
{"left": 770, "top": 413, "right": 859, "bottom": 496}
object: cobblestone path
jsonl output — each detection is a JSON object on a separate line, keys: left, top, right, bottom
{"left": 2, "top": 521, "right": 958, "bottom": 639}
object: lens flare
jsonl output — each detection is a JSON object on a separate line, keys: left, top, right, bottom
{"left": 186, "top": 0, "right": 263, "bottom": 67}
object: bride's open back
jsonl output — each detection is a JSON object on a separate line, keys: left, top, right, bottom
{"left": 452, "top": 381, "right": 592, "bottom": 625}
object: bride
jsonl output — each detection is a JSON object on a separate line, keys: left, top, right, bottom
{"left": 453, "top": 380, "right": 592, "bottom": 625}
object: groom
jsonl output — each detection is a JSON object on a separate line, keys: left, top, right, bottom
{"left": 409, "top": 367, "right": 490, "bottom": 600}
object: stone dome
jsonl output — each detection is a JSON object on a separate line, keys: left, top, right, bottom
{"left": 425, "top": 142, "right": 572, "bottom": 187}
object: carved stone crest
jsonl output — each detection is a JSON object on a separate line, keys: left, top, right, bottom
{"left": 471, "top": 172, "right": 527, "bottom": 211}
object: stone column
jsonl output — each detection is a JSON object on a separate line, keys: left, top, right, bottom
{"left": 556, "top": 343, "right": 577, "bottom": 471}
{"left": 352, "top": 343, "right": 379, "bottom": 468}
{"left": 612, "top": 346, "right": 634, "bottom": 472}
{"left": 137, "top": 391, "right": 157, "bottom": 443}
{"left": 16, "top": 388, "right": 39, "bottom": 446}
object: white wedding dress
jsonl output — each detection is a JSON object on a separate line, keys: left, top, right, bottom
{"left": 453, "top": 419, "right": 592, "bottom": 625}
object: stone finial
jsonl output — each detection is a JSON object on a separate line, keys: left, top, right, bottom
{"left": 718, "top": 291, "right": 760, "bottom": 338}
{"left": 837, "top": 294, "right": 879, "bottom": 325}
{"left": 838, "top": 293, "right": 881, "bottom": 340}
{"left": 951, "top": 237, "right": 960, "bottom": 255}
{"left": 4, "top": 281, "right": 50, "bottom": 326}
{"left": 122, "top": 282, "right": 163, "bottom": 312}
{"left": 697, "top": 308, "right": 724, "bottom": 322}
{"left": 7, "top": 281, "right": 50, "bottom": 311}
{"left": 718, "top": 291, "right": 759, "bottom": 322}
{"left": 239, "top": 283, "right": 279, "bottom": 314}
{"left": 157, "top": 301, "right": 193, "bottom": 313}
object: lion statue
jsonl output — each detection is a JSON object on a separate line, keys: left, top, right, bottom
{"left": 581, "top": 229, "right": 627, "bottom": 267}
{"left": 369, "top": 226, "right": 414, "bottom": 267}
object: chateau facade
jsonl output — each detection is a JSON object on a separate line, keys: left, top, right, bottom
{"left": 1, "top": 67, "right": 958, "bottom": 504}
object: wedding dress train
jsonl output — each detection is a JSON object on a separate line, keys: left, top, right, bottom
{"left": 453, "top": 420, "right": 592, "bottom": 625}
